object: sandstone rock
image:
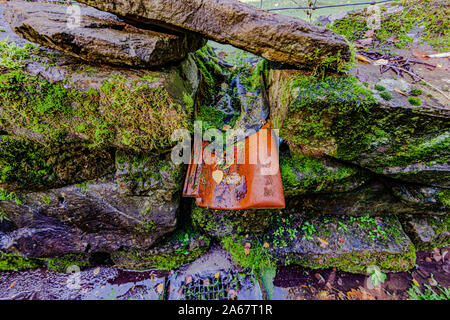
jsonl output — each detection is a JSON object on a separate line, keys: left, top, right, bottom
{"left": 400, "top": 214, "right": 450, "bottom": 250}
{"left": 0, "top": 9, "right": 200, "bottom": 152}
{"left": 77, "top": 0, "right": 350, "bottom": 71}
{"left": 268, "top": 68, "right": 449, "bottom": 187}
{"left": 5, "top": 1, "right": 205, "bottom": 68}
{"left": 0, "top": 135, "right": 114, "bottom": 192}
{"left": 264, "top": 214, "right": 416, "bottom": 273}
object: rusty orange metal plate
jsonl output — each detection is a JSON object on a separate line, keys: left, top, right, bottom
{"left": 183, "top": 124, "right": 285, "bottom": 210}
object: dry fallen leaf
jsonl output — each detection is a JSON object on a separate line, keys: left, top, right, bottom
{"left": 394, "top": 88, "right": 408, "bottom": 96}
{"left": 212, "top": 170, "right": 223, "bottom": 184}
{"left": 318, "top": 237, "right": 329, "bottom": 248}
{"left": 263, "top": 242, "right": 270, "bottom": 248}
{"left": 318, "top": 290, "right": 332, "bottom": 300}
{"left": 412, "top": 278, "right": 420, "bottom": 287}
{"left": 93, "top": 267, "right": 101, "bottom": 275}
{"left": 9, "top": 282, "right": 17, "bottom": 289}
{"left": 244, "top": 247, "right": 250, "bottom": 255}
{"left": 356, "top": 54, "right": 371, "bottom": 64}
{"left": 412, "top": 49, "right": 430, "bottom": 59}
{"left": 358, "top": 38, "right": 373, "bottom": 46}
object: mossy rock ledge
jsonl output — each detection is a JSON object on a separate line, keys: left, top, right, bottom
{"left": 268, "top": 68, "right": 449, "bottom": 188}
{"left": 221, "top": 213, "right": 416, "bottom": 274}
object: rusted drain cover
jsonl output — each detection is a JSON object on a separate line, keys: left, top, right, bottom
{"left": 183, "top": 123, "right": 285, "bottom": 210}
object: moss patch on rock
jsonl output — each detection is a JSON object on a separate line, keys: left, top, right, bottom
{"left": 111, "top": 224, "right": 210, "bottom": 270}
{"left": 280, "top": 152, "right": 367, "bottom": 196}
{"left": 0, "top": 40, "right": 196, "bottom": 152}
{"left": 329, "top": 0, "right": 449, "bottom": 52}
{"left": 0, "top": 251, "right": 90, "bottom": 273}
{"left": 192, "top": 204, "right": 278, "bottom": 238}
{"left": 400, "top": 214, "right": 450, "bottom": 250}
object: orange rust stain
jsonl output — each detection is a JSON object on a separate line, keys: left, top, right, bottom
{"left": 183, "top": 123, "right": 285, "bottom": 210}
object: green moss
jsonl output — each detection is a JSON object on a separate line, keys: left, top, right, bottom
{"left": 0, "top": 136, "right": 55, "bottom": 189}
{"left": 221, "top": 235, "right": 275, "bottom": 270}
{"left": 436, "top": 190, "right": 450, "bottom": 208}
{"left": 379, "top": 91, "right": 393, "bottom": 101}
{"left": 408, "top": 96, "right": 422, "bottom": 106}
{"left": 0, "top": 252, "right": 43, "bottom": 271}
{"left": 44, "top": 254, "right": 90, "bottom": 273}
{"left": 375, "top": 84, "right": 386, "bottom": 91}
{"left": 280, "top": 153, "right": 360, "bottom": 196}
{"left": 0, "top": 43, "right": 192, "bottom": 152}
{"left": 295, "top": 242, "right": 416, "bottom": 274}
{"left": 0, "top": 252, "right": 89, "bottom": 272}
{"left": 410, "top": 88, "right": 423, "bottom": 96}
{"left": 282, "top": 74, "right": 376, "bottom": 159}
{"left": 112, "top": 224, "right": 210, "bottom": 270}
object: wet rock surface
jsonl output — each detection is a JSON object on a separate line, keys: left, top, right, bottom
{"left": 77, "top": 0, "right": 350, "bottom": 70}
{"left": 295, "top": 180, "right": 446, "bottom": 217}
{"left": 5, "top": 1, "right": 205, "bottom": 68}
{"left": 400, "top": 214, "right": 450, "bottom": 250}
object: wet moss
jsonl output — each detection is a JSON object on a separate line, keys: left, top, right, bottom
{"left": 0, "top": 252, "right": 90, "bottom": 272}
{"left": 295, "top": 242, "right": 416, "bottom": 274}
{"left": 0, "top": 252, "right": 43, "bottom": 271}
{"left": 280, "top": 153, "right": 362, "bottom": 196}
{"left": 282, "top": 73, "right": 376, "bottom": 159}
{"left": 0, "top": 41, "right": 193, "bottom": 152}
{"left": 192, "top": 205, "right": 277, "bottom": 238}
{"left": 111, "top": 225, "right": 210, "bottom": 270}
{"left": 220, "top": 235, "right": 275, "bottom": 270}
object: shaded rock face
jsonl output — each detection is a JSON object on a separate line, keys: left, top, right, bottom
{"left": 265, "top": 214, "right": 416, "bottom": 274}
{"left": 400, "top": 214, "right": 450, "bottom": 250}
{"left": 268, "top": 68, "right": 450, "bottom": 188}
{"left": 77, "top": 0, "right": 350, "bottom": 71}
{"left": 0, "top": 176, "right": 179, "bottom": 258}
{"left": 5, "top": 1, "right": 205, "bottom": 68}
{"left": 0, "top": 147, "right": 185, "bottom": 260}
{"left": 192, "top": 205, "right": 278, "bottom": 238}
{"left": 295, "top": 180, "right": 447, "bottom": 217}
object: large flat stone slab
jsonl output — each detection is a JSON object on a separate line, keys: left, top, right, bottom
{"left": 5, "top": 1, "right": 205, "bottom": 68}
{"left": 77, "top": 0, "right": 350, "bottom": 70}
